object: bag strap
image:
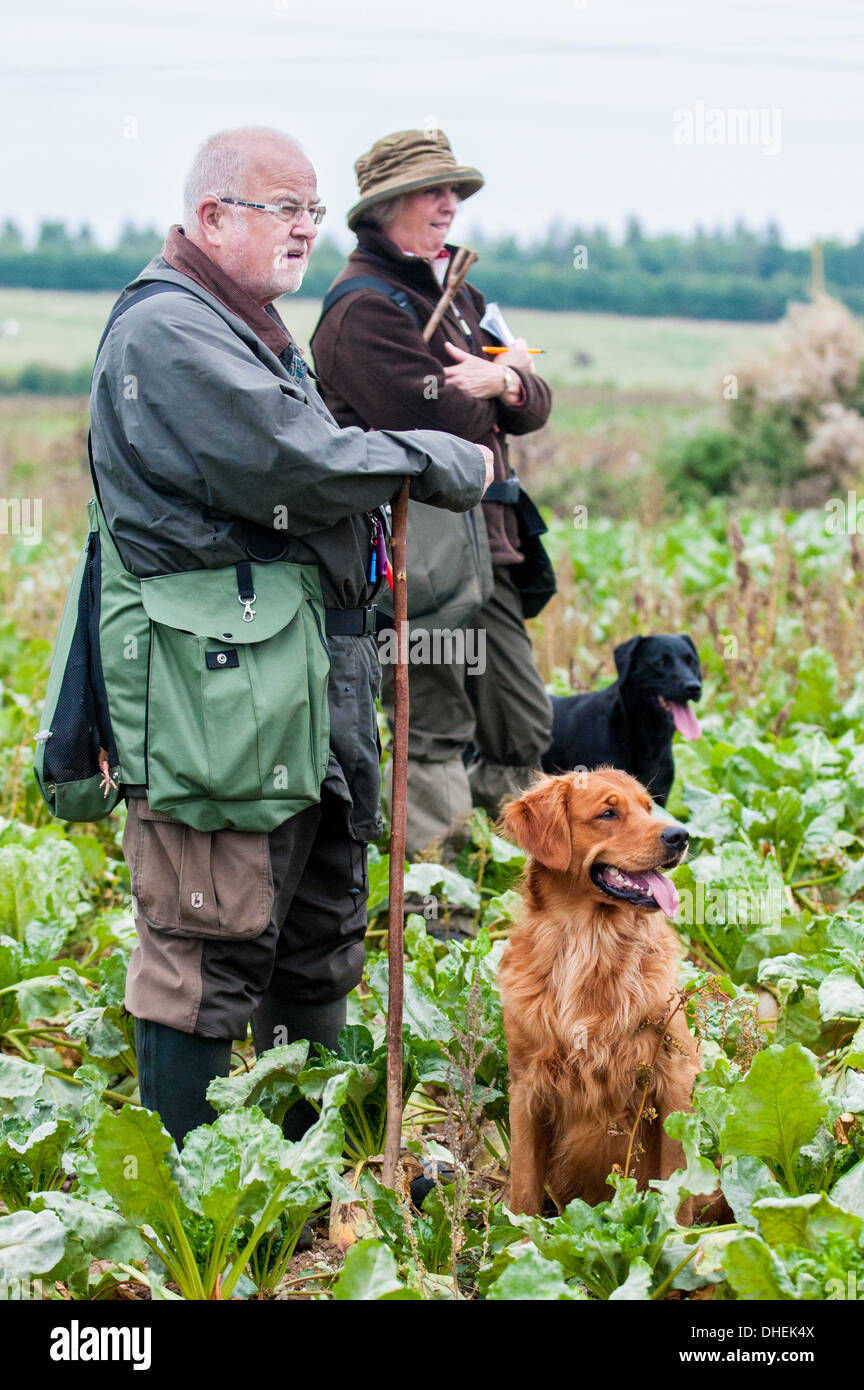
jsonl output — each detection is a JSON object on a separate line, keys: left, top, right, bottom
{"left": 353, "top": 247, "right": 474, "bottom": 311}
{"left": 88, "top": 281, "right": 198, "bottom": 506}
{"left": 484, "top": 475, "right": 521, "bottom": 505}
{"left": 94, "top": 281, "right": 196, "bottom": 364}
{"left": 312, "top": 276, "right": 423, "bottom": 338}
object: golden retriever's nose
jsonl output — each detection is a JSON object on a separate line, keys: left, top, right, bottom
{"left": 660, "top": 825, "right": 688, "bottom": 854}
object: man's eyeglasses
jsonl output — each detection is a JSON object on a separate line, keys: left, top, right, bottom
{"left": 219, "top": 197, "right": 327, "bottom": 227}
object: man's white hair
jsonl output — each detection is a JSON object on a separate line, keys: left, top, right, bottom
{"left": 182, "top": 127, "right": 305, "bottom": 228}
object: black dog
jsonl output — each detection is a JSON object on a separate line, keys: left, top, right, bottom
{"left": 541, "top": 634, "right": 702, "bottom": 805}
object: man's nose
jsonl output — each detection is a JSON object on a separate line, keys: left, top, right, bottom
{"left": 292, "top": 207, "right": 319, "bottom": 234}
{"left": 292, "top": 217, "right": 318, "bottom": 245}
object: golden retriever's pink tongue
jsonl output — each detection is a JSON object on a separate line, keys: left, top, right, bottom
{"left": 669, "top": 701, "right": 701, "bottom": 740}
{"left": 639, "top": 871, "right": 680, "bottom": 918}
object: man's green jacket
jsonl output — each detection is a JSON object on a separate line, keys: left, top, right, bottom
{"left": 89, "top": 256, "right": 487, "bottom": 840}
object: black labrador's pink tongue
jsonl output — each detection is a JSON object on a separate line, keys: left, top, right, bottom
{"left": 631, "top": 870, "right": 680, "bottom": 918}
{"left": 669, "top": 701, "right": 701, "bottom": 740}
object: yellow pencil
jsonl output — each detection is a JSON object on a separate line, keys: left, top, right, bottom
{"left": 482, "top": 346, "right": 544, "bottom": 354}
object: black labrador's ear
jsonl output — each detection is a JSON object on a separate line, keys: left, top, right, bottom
{"left": 613, "top": 636, "right": 643, "bottom": 685}
{"left": 681, "top": 633, "right": 699, "bottom": 659}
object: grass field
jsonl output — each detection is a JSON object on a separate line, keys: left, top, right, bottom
{"left": 0, "top": 288, "right": 777, "bottom": 395}
{"left": 0, "top": 287, "right": 784, "bottom": 537}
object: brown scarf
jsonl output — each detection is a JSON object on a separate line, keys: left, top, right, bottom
{"left": 161, "top": 225, "right": 294, "bottom": 359}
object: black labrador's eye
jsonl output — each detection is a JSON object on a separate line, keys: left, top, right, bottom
{"left": 596, "top": 807, "right": 619, "bottom": 819}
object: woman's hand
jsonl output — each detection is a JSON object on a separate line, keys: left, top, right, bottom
{"left": 492, "top": 337, "right": 535, "bottom": 374}
{"left": 442, "top": 342, "right": 512, "bottom": 399}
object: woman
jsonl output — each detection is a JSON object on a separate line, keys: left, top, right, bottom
{"left": 311, "top": 128, "right": 554, "bottom": 858}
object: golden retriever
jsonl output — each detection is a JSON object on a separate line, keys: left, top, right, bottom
{"left": 498, "top": 767, "right": 702, "bottom": 1216}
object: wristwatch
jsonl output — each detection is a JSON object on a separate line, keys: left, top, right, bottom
{"left": 501, "top": 365, "right": 516, "bottom": 396}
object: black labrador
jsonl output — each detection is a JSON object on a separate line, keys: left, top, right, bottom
{"left": 541, "top": 634, "right": 702, "bottom": 805}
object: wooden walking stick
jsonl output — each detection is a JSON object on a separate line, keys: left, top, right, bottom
{"left": 381, "top": 246, "right": 480, "bottom": 1190}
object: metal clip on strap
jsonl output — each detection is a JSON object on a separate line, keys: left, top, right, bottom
{"left": 236, "top": 560, "right": 256, "bottom": 622}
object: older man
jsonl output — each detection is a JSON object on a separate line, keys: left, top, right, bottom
{"left": 311, "top": 129, "right": 554, "bottom": 859}
{"left": 89, "top": 127, "right": 491, "bottom": 1142}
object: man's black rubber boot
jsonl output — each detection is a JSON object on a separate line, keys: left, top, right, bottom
{"left": 250, "top": 994, "right": 347, "bottom": 1142}
{"left": 134, "top": 1016, "right": 232, "bottom": 1148}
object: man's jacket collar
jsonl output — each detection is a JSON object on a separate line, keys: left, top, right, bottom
{"left": 161, "top": 225, "right": 304, "bottom": 374}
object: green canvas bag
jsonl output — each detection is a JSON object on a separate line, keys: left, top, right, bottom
{"left": 34, "top": 492, "right": 331, "bottom": 833}
{"left": 34, "top": 282, "right": 332, "bottom": 833}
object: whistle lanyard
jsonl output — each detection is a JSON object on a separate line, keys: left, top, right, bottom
{"left": 368, "top": 512, "right": 393, "bottom": 589}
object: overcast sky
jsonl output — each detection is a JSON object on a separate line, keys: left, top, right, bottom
{"left": 4, "top": 0, "right": 862, "bottom": 250}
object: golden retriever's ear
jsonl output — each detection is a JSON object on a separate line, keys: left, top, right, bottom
{"left": 502, "top": 777, "right": 573, "bottom": 871}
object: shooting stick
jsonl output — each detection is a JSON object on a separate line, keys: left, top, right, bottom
{"left": 381, "top": 246, "right": 479, "bottom": 1189}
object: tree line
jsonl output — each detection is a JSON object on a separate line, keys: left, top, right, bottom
{"left": 1, "top": 217, "right": 863, "bottom": 321}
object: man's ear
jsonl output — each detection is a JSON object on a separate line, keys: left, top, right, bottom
{"left": 501, "top": 776, "right": 573, "bottom": 871}
{"left": 613, "top": 636, "right": 642, "bottom": 685}
{"left": 195, "top": 195, "right": 226, "bottom": 248}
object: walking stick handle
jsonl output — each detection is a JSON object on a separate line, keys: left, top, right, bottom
{"left": 422, "top": 248, "right": 478, "bottom": 343}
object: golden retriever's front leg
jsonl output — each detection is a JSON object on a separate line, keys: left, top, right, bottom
{"left": 507, "top": 1082, "right": 551, "bottom": 1215}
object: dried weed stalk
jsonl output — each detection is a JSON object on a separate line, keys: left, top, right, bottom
{"left": 429, "top": 976, "right": 497, "bottom": 1298}
{"left": 688, "top": 977, "right": 765, "bottom": 1071}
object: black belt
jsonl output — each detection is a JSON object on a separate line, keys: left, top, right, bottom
{"left": 483, "top": 476, "right": 521, "bottom": 504}
{"left": 325, "top": 604, "right": 378, "bottom": 636}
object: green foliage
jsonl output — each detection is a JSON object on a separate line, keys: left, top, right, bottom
{"left": 660, "top": 429, "right": 746, "bottom": 504}
{"left": 720, "top": 1044, "right": 830, "bottom": 1193}
{"left": 0, "top": 363, "right": 92, "bottom": 396}
{"left": 721, "top": 1195, "right": 864, "bottom": 1299}
{"left": 89, "top": 1077, "right": 347, "bottom": 1300}
{"left": 0, "top": 1100, "right": 77, "bottom": 1210}
{"left": 487, "top": 1246, "right": 587, "bottom": 1300}
{"left": 30, "top": 1191, "right": 147, "bottom": 1297}
{"left": 2, "top": 482, "right": 864, "bottom": 1300}
{"left": 330, "top": 1238, "right": 422, "bottom": 1300}
{"left": 6, "top": 219, "right": 864, "bottom": 321}
{"left": 0, "top": 837, "right": 89, "bottom": 958}
{"left": 0, "top": 1207, "right": 66, "bottom": 1281}
{"left": 208, "top": 1028, "right": 429, "bottom": 1162}
{"left": 499, "top": 1175, "right": 676, "bottom": 1300}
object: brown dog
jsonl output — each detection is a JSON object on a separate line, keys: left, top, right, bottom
{"left": 498, "top": 767, "right": 701, "bottom": 1216}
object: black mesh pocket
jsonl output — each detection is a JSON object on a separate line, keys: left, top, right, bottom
{"left": 43, "top": 531, "right": 118, "bottom": 786}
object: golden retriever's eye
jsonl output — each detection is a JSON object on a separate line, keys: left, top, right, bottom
{"left": 595, "top": 807, "right": 619, "bottom": 819}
